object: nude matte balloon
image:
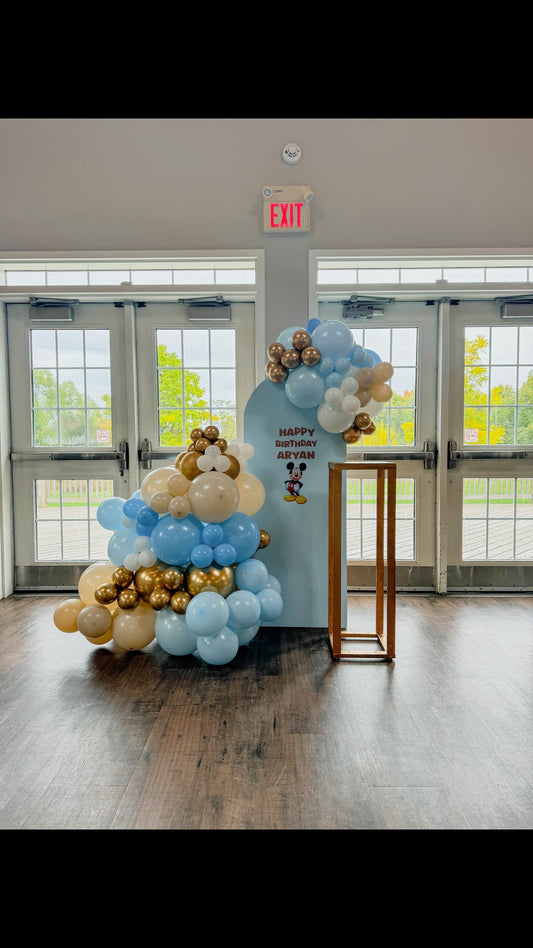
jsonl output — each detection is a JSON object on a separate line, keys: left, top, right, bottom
{"left": 77, "top": 605, "right": 112, "bottom": 638}
{"left": 140, "top": 466, "right": 175, "bottom": 503}
{"left": 53, "top": 597, "right": 85, "bottom": 633}
{"left": 235, "top": 471, "right": 266, "bottom": 516}
{"left": 187, "top": 471, "right": 240, "bottom": 523}
{"left": 112, "top": 602, "right": 156, "bottom": 651}
{"left": 78, "top": 561, "right": 119, "bottom": 612}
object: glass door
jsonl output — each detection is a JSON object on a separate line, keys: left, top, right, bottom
{"left": 7, "top": 299, "right": 256, "bottom": 590}
{"left": 135, "top": 301, "right": 255, "bottom": 475}
{"left": 8, "top": 301, "right": 133, "bottom": 590}
{"left": 446, "top": 301, "right": 533, "bottom": 590}
{"left": 317, "top": 300, "right": 439, "bottom": 590}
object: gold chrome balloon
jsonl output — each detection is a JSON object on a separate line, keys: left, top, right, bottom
{"left": 112, "top": 567, "right": 134, "bottom": 589}
{"left": 204, "top": 425, "right": 219, "bottom": 441}
{"left": 301, "top": 346, "right": 321, "bottom": 366}
{"left": 259, "top": 529, "right": 271, "bottom": 548}
{"left": 117, "top": 587, "right": 140, "bottom": 610}
{"left": 269, "top": 363, "right": 288, "bottom": 383}
{"left": 162, "top": 567, "right": 184, "bottom": 590}
{"left": 214, "top": 438, "right": 227, "bottom": 452}
{"left": 281, "top": 348, "right": 301, "bottom": 369}
{"left": 355, "top": 412, "right": 372, "bottom": 430}
{"left": 292, "top": 329, "right": 311, "bottom": 350}
{"left": 223, "top": 454, "right": 241, "bottom": 479}
{"left": 189, "top": 428, "right": 204, "bottom": 442}
{"left": 95, "top": 582, "right": 118, "bottom": 604}
{"left": 149, "top": 586, "right": 171, "bottom": 610}
{"left": 180, "top": 451, "right": 203, "bottom": 480}
{"left": 342, "top": 426, "right": 362, "bottom": 444}
{"left": 170, "top": 590, "right": 191, "bottom": 614}
{"left": 267, "top": 341, "right": 285, "bottom": 363}
{"left": 134, "top": 565, "right": 165, "bottom": 602}
{"left": 195, "top": 437, "right": 210, "bottom": 453}
{"left": 186, "top": 564, "right": 235, "bottom": 598}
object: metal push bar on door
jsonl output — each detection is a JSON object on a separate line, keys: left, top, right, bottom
{"left": 447, "top": 440, "right": 532, "bottom": 469}
{"left": 10, "top": 441, "right": 129, "bottom": 476}
{"left": 328, "top": 461, "right": 396, "bottom": 661}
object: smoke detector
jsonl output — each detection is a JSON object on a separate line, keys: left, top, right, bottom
{"left": 282, "top": 143, "right": 302, "bottom": 164}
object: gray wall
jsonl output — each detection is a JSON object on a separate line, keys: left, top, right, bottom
{"left": 2, "top": 117, "right": 533, "bottom": 340}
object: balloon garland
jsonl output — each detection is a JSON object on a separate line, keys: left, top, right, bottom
{"left": 52, "top": 426, "right": 283, "bottom": 666}
{"left": 265, "top": 317, "right": 394, "bottom": 445}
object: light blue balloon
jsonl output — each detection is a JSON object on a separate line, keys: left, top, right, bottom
{"left": 136, "top": 504, "right": 159, "bottom": 537}
{"left": 151, "top": 514, "right": 201, "bottom": 566}
{"left": 306, "top": 317, "right": 321, "bottom": 333}
{"left": 325, "top": 371, "right": 342, "bottom": 389}
{"left": 365, "top": 348, "right": 382, "bottom": 366}
{"left": 196, "top": 627, "right": 240, "bottom": 666}
{"left": 97, "top": 497, "right": 125, "bottom": 531}
{"left": 317, "top": 356, "right": 334, "bottom": 377}
{"left": 123, "top": 496, "right": 145, "bottom": 520}
{"left": 220, "top": 513, "right": 260, "bottom": 562}
{"left": 234, "top": 558, "right": 269, "bottom": 594}
{"left": 191, "top": 543, "right": 214, "bottom": 568}
{"left": 234, "top": 621, "right": 261, "bottom": 646}
{"left": 202, "top": 523, "right": 224, "bottom": 547}
{"left": 185, "top": 591, "right": 229, "bottom": 637}
{"left": 257, "top": 587, "right": 284, "bottom": 621}
{"left": 107, "top": 527, "right": 139, "bottom": 566}
{"left": 285, "top": 364, "right": 325, "bottom": 409}
{"left": 265, "top": 574, "right": 281, "bottom": 593}
{"left": 277, "top": 325, "right": 305, "bottom": 348}
{"left": 349, "top": 343, "right": 366, "bottom": 366}
{"left": 335, "top": 356, "right": 351, "bottom": 375}
{"left": 155, "top": 608, "right": 197, "bottom": 656}
{"left": 311, "top": 320, "right": 354, "bottom": 360}
{"left": 226, "top": 589, "right": 261, "bottom": 629}
{"left": 214, "top": 542, "right": 237, "bottom": 566}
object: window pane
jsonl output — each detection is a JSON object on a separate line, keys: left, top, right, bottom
{"left": 210, "top": 329, "right": 235, "bottom": 367}
{"left": 346, "top": 477, "right": 415, "bottom": 560}
{"left": 183, "top": 330, "right": 209, "bottom": 366}
{"left": 31, "top": 328, "right": 112, "bottom": 448}
{"left": 463, "top": 326, "right": 528, "bottom": 446}
{"left": 34, "top": 478, "right": 114, "bottom": 562}
{"left": 211, "top": 369, "right": 235, "bottom": 407}
{"left": 462, "top": 477, "right": 532, "bottom": 560}
{"left": 491, "top": 326, "right": 518, "bottom": 364}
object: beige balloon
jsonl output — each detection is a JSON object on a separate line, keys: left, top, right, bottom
{"left": 149, "top": 490, "right": 172, "bottom": 514}
{"left": 53, "top": 597, "right": 85, "bottom": 633}
{"left": 140, "top": 466, "right": 176, "bottom": 503}
{"left": 85, "top": 627, "right": 113, "bottom": 646}
{"left": 235, "top": 471, "right": 266, "bottom": 516}
{"left": 78, "top": 561, "right": 119, "bottom": 613}
{"left": 187, "top": 470, "right": 240, "bottom": 523}
{"left": 112, "top": 602, "right": 156, "bottom": 651}
{"left": 77, "top": 605, "right": 112, "bottom": 638}
{"left": 168, "top": 495, "right": 192, "bottom": 519}
{"left": 167, "top": 471, "right": 190, "bottom": 496}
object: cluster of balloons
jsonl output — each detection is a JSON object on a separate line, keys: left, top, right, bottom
{"left": 52, "top": 426, "right": 283, "bottom": 665}
{"left": 265, "top": 317, "right": 394, "bottom": 444}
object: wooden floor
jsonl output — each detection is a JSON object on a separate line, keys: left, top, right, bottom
{"left": 0, "top": 591, "right": 532, "bottom": 830}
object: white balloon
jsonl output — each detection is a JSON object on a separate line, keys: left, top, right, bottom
{"left": 317, "top": 400, "right": 357, "bottom": 433}
{"left": 138, "top": 549, "right": 157, "bottom": 567}
{"left": 341, "top": 376, "right": 359, "bottom": 395}
{"left": 240, "top": 443, "right": 255, "bottom": 459}
{"left": 325, "top": 386, "right": 343, "bottom": 407}
{"left": 214, "top": 455, "right": 230, "bottom": 472}
{"left": 366, "top": 398, "right": 386, "bottom": 418}
{"left": 205, "top": 444, "right": 221, "bottom": 457}
{"left": 124, "top": 553, "right": 140, "bottom": 571}
{"left": 135, "top": 536, "right": 152, "bottom": 552}
{"left": 197, "top": 454, "right": 214, "bottom": 471}
{"left": 342, "top": 394, "right": 361, "bottom": 414}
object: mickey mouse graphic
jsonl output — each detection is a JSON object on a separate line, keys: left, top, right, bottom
{"left": 284, "top": 462, "right": 307, "bottom": 504}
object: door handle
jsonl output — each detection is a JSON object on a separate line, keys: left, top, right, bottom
{"left": 447, "top": 440, "right": 532, "bottom": 469}
{"left": 139, "top": 438, "right": 181, "bottom": 470}
{"left": 355, "top": 440, "right": 437, "bottom": 470}
{"left": 11, "top": 441, "right": 129, "bottom": 476}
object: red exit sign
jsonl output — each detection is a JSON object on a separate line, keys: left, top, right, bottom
{"left": 263, "top": 185, "right": 312, "bottom": 234}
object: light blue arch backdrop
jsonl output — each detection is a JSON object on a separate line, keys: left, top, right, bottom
{"left": 244, "top": 379, "right": 346, "bottom": 629}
